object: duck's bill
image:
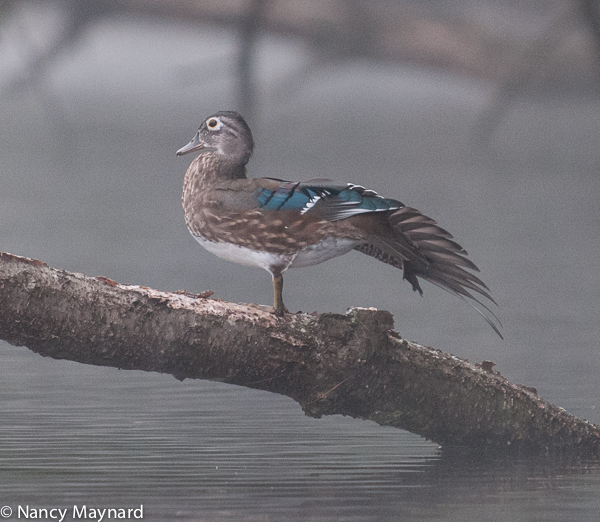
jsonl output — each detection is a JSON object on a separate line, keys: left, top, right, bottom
{"left": 176, "top": 132, "right": 205, "bottom": 156}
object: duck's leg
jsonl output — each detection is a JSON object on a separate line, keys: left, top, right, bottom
{"left": 272, "top": 274, "right": 288, "bottom": 316}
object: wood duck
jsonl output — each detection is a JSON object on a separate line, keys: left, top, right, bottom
{"left": 177, "top": 111, "right": 502, "bottom": 338}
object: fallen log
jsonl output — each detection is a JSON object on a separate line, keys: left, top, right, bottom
{"left": 1, "top": 252, "right": 598, "bottom": 455}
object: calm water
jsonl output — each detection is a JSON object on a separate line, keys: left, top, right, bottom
{"left": 1, "top": 6, "right": 600, "bottom": 521}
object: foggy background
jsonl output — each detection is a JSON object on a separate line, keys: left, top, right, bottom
{"left": 1, "top": 1, "right": 600, "bottom": 521}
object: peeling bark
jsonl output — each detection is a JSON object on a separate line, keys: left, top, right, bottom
{"left": 1, "top": 252, "right": 599, "bottom": 455}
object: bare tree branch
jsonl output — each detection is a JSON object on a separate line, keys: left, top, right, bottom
{"left": 1, "top": 252, "right": 599, "bottom": 455}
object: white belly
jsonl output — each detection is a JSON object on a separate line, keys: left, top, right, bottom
{"left": 289, "top": 236, "right": 359, "bottom": 268}
{"left": 192, "top": 234, "right": 359, "bottom": 274}
{"left": 192, "top": 235, "right": 292, "bottom": 273}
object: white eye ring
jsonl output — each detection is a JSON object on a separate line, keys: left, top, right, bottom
{"left": 206, "top": 117, "right": 223, "bottom": 131}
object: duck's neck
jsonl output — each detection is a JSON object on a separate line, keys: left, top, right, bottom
{"left": 186, "top": 151, "right": 248, "bottom": 187}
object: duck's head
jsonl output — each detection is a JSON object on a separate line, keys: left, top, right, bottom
{"left": 176, "top": 111, "right": 254, "bottom": 166}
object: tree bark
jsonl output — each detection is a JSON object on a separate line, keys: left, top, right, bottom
{"left": 1, "top": 252, "right": 599, "bottom": 455}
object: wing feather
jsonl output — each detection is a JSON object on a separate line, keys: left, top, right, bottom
{"left": 255, "top": 178, "right": 403, "bottom": 220}
{"left": 356, "top": 206, "right": 502, "bottom": 338}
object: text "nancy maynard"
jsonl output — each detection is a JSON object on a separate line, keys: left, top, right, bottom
{"left": 18, "top": 505, "right": 144, "bottom": 521}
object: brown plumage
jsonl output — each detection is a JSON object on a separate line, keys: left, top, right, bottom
{"left": 177, "top": 111, "right": 502, "bottom": 337}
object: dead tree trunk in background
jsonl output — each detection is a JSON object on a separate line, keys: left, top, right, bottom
{"left": 1, "top": 252, "right": 599, "bottom": 455}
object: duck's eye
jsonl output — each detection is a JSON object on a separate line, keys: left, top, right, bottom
{"left": 206, "top": 117, "right": 223, "bottom": 131}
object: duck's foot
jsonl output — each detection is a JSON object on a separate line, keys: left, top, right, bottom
{"left": 272, "top": 304, "right": 290, "bottom": 317}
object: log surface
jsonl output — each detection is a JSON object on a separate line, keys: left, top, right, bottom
{"left": 1, "top": 252, "right": 598, "bottom": 455}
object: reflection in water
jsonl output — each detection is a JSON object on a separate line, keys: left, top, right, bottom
{"left": 1, "top": 347, "right": 439, "bottom": 520}
{"left": 2, "top": 347, "right": 600, "bottom": 522}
